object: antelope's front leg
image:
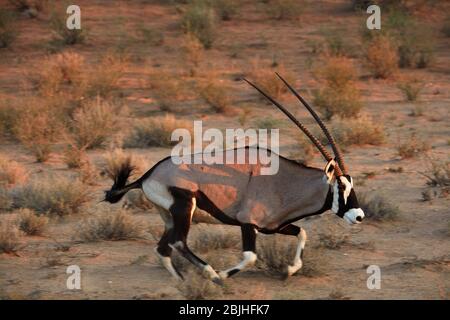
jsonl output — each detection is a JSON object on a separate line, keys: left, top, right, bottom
{"left": 219, "top": 224, "right": 257, "bottom": 279}
{"left": 285, "top": 226, "right": 307, "bottom": 276}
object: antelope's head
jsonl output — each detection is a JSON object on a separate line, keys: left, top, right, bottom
{"left": 244, "top": 72, "right": 365, "bottom": 225}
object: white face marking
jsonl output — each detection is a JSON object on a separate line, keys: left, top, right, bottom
{"left": 141, "top": 180, "right": 174, "bottom": 210}
{"left": 343, "top": 208, "right": 365, "bottom": 224}
{"left": 340, "top": 176, "right": 352, "bottom": 205}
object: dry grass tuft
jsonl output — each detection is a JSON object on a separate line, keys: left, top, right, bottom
{"left": 396, "top": 134, "right": 431, "bottom": 159}
{"left": 199, "top": 79, "right": 233, "bottom": 115}
{"left": 183, "top": 33, "right": 204, "bottom": 76}
{"left": 420, "top": 159, "right": 450, "bottom": 197}
{"left": 0, "top": 186, "right": 12, "bottom": 211}
{"left": 77, "top": 209, "right": 146, "bottom": 242}
{"left": 0, "top": 155, "right": 28, "bottom": 186}
{"left": 177, "top": 269, "right": 222, "bottom": 300}
{"left": 364, "top": 35, "right": 398, "bottom": 78}
{"left": 247, "top": 60, "right": 295, "bottom": 100}
{"left": 125, "top": 114, "right": 192, "bottom": 148}
{"left": 313, "top": 56, "right": 362, "bottom": 119}
{"left": 0, "top": 218, "right": 22, "bottom": 254}
{"left": 359, "top": 192, "right": 400, "bottom": 221}
{"left": 397, "top": 78, "right": 424, "bottom": 102}
{"left": 86, "top": 53, "right": 126, "bottom": 97}
{"left": 257, "top": 234, "right": 326, "bottom": 278}
{"left": 11, "top": 175, "right": 90, "bottom": 216}
{"left": 181, "top": 1, "right": 217, "bottom": 49}
{"left": 69, "top": 97, "right": 125, "bottom": 149}
{"left": 191, "top": 225, "right": 239, "bottom": 253}
{"left": 318, "top": 228, "right": 350, "bottom": 250}
{"left": 49, "top": 10, "right": 86, "bottom": 46}
{"left": 265, "top": 0, "right": 303, "bottom": 20}
{"left": 0, "top": 9, "right": 17, "bottom": 48}
{"left": 324, "top": 116, "right": 385, "bottom": 147}
{"left": 17, "top": 208, "right": 48, "bottom": 236}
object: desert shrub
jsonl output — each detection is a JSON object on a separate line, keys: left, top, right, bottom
{"left": 9, "top": 0, "right": 48, "bottom": 14}
{"left": 62, "top": 143, "right": 87, "bottom": 169}
{"left": 177, "top": 269, "right": 222, "bottom": 300}
{"left": 319, "top": 28, "right": 353, "bottom": 57}
{"left": 0, "top": 187, "right": 12, "bottom": 211}
{"left": 421, "top": 160, "right": 450, "bottom": 197}
{"left": 11, "top": 175, "right": 90, "bottom": 216}
{"left": 318, "top": 226, "right": 349, "bottom": 250}
{"left": 77, "top": 209, "right": 145, "bottom": 242}
{"left": 0, "top": 155, "right": 28, "bottom": 186}
{"left": 359, "top": 192, "right": 400, "bottom": 221}
{"left": 442, "top": 16, "right": 450, "bottom": 37}
{"left": 136, "top": 25, "right": 164, "bottom": 46}
{"left": 0, "top": 9, "right": 17, "bottom": 48}
{"left": 69, "top": 98, "right": 124, "bottom": 149}
{"left": 31, "top": 51, "right": 86, "bottom": 98}
{"left": 0, "top": 99, "right": 19, "bottom": 136}
{"left": 324, "top": 116, "right": 385, "bottom": 147}
{"left": 181, "top": 1, "right": 217, "bottom": 49}
{"left": 14, "top": 101, "right": 61, "bottom": 162}
{"left": 257, "top": 235, "right": 326, "bottom": 277}
{"left": 212, "top": 0, "right": 238, "bottom": 21}
{"left": 397, "top": 78, "right": 424, "bottom": 102}
{"left": 124, "top": 114, "right": 191, "bottom": 148}
{"left": 150, "top": 72, "right": 190, "bottom": 111}
{"left": 199, "top": 80, "right": 233, "bottom": 114}
{"left": 396, "top": 134, "right": 431, "bottom": 159}
{"left": 265, "top": 0, "right": 302, "bottom": 20}
{"left": 247, "top": 61, "right": 295, "bottom": 100}
{"left": 313, "top": 56, "right": 362, "bottom": 119}
{"left": 183, "top": 33, "right": 204, "bottom": 76}
{"left": 364, "top": 35, "right": 398, "bottom": 78}
{"left": 384, "top": 9, "right": 436, "bottom": 68}
{"left": 191, "top": 225, "right": 239, "bottom": 253}
{"left": 85, "top": 53, "right": 126, "bottom": 97}
{"left": 0, "top": 218, "right": 21, "bottom": 254}
{"left": 49, "top": 10, "right": 85, "bottom": 46}
{"left": 17, "top": 208, "right": 48, "bottom": 236}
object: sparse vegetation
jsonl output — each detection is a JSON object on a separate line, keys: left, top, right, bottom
{"left": 318, "top": 231, "right": 349, "bottom": 250}
{"left": 136, "top": 25, "right": 164, "bottom": 46}
{"left": 364, "top": 34, "right": 398, "bottom": 78}
{"left": 265, "top": 0, "right": 302, "bottom": 20}
{"left": 11, "top": 176, "right": 90, "bottom": 216}
{"left": 17, "top": 208, "right": 48, "bottom": 236}
{"left": 0, "top": 218, "right": 21, "bottom": 254}
{"left": 191, "top": 225, "right": 239, "bottom": 253}
{"left": 177, "top": 270, "right": 222, "bottom": 300}
{"left": 199, "top": 80, "right": 233, "bottom": 114}
{"left": 77, "top": 209, "right": 145, "bottom": 242}
{"left": 0, "top": 9, "right": 17, "bottom": 48}
{"left": 212, "top": 0, "right": 238, "bottom": 21}
{"left": 181, "top": 1, "right": 217, "bottom": 49}
{"left": 359, "top": 192, "right": 400, "bottom": 221}
{"left": 420, "top": 159, "right": 450, "bottom": 198}
{"left": 0, "top": 187, "right": 12, "bottom": 211}
{"left": 183, "top": 33, "right": 204, "bottom": 76}
{"left": 397, "top": 134, "right": 431, "bottom": 159}
{"left": 313, "top": 57, "right": 362, "bottom": 119}
{"left": 9, "top": 0, "right": 48, "bottom": 15}
{"left": 325, "top": 116, "right": 385, "bottom": 147}
{"left": 49, "top": 10, "right": 86, "bottom": 46}
{"left": 69, "top": 98, "right": 124, "bottom": 149}
{"left": 0, "top": 155, "right": 28, "bottom": 186}
{"left": 397, "top": 78, "right": 424, "bottom": 102}
{"left": 125, "top": 114, "right": 191, "bottom": 148}
{"left": 254, "top": 117, "right": 282, "bottom": 130}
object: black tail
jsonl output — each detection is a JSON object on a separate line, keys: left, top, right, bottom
{"left": 104, "top": 162, "right": 141, "bottom": 203}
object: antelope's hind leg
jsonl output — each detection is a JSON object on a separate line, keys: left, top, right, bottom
{"left": 278, "top": 224, "right": 307, "bottom": 277}
{"left": 219, "top": 223, "right": 257, "bottom": 279}
{"left": 168, "top": 189, "right": 222, "bottom": 285}
{"left": 154, "top": 207, "right": 183, "bottom": 280}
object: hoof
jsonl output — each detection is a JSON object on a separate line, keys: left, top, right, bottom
{"left": 212, "top": 277, "right": 224, "bottom": 286}
{"left": 218, "top": 270, "right": 228, "bottom": 280}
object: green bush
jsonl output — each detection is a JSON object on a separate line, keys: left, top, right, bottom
{"left": 181, "top": 1, "right": 217, "bottom": 49}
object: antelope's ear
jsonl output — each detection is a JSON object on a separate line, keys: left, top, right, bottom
{"left": 324, "top": 159, "right": 336, "bottom": 183}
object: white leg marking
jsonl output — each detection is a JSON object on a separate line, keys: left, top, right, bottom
{"left": 154, "top": 248, "right": 182, "bottom": 281}
{"left": 203, "top": 264, "right": 220, "bottom": 280}
{"left": 219, "top": 251, "right": 257, "bottom": 279}
{"left": 142, "top": 180, "right": 174, "bottom": 210}
{"left": 287, "top": 228, "right": 307, "bottom": 276}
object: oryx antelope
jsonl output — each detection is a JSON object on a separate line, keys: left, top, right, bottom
{"left": 104, "top": 73, "right": 365, "bottom": 284}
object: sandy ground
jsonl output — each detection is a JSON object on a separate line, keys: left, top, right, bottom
{"left": 0, "top": 0, "right": 449, "bottom": 299}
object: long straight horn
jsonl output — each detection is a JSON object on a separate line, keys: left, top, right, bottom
{"left": 275, "top": 72, "right": 348, "bottom": 175}
{"left": 243, "top": 78, "right": 336, "bottom": 167}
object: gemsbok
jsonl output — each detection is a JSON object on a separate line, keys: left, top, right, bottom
{"left": 104, "top": 73, "right": 365, "bottom": 284}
